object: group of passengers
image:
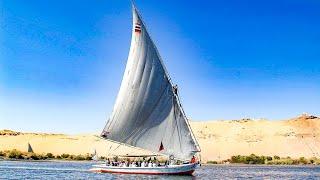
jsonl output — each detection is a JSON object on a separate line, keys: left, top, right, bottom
{"left": 105, "top": 157, "right": 170, "bottom": 167}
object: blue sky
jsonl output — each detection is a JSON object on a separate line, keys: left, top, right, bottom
{"left": 1, "top": 0, "right": 319, "bottom": 134}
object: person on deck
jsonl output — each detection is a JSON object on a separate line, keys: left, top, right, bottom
{"left": 106, "top": 158, "right": 110, "bottom": 166}
{"left": 191, "top": 156, "right": 196, "bottom": 163}
{"left": 164, "top": 160, "right": 168, "bottom": 166}
{"left": 152, "top": 162, "right": 157, "bottom": 167}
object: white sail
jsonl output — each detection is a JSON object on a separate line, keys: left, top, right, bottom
{"left": 101, "top": 5, "right": 200, "bottom": 161}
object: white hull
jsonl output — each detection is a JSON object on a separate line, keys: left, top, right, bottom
{"left": 90, "top": 163, "right": 197, "bottom": 175}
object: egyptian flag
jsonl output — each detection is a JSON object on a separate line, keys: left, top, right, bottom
{"left": 135, "top": 22, "right": 141, "bottom": 33}
{"left": 101, "top": 131, "right": 110, "bottom": 138}
{"left": 159, "top": 141, "right": 164, "bottom": 151}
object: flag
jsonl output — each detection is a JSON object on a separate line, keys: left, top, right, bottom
{"left": 159, "top": 141, "right": 164, "bottom": 151}
{"left": 135, "top": 22, "right": 141, "bottom": 33}
{"left": 101, "top": 131, "right": 110, "bottom": 138}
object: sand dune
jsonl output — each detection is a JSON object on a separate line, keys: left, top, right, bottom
{"left": 1, "top": 114, "right": 319, "bottom": 162}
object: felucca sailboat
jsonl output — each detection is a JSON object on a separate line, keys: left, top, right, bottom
{"left": 90, "top": 4, "right": 201, "bottom": 175}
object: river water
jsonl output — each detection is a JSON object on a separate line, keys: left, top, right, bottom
{"left": 0, "top": 160, "right": 319, "bottom": 179}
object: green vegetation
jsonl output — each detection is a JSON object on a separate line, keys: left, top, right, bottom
{"left": 231, "top": 154, "right": 266, "bottom": 164}
{"left": 8, "top": 149, "right": 23, "bottom": 159}
{"left": 273, "top": 155, "right": 280, "bottom": 160}
{"left": 230, "top": 154, "right": 320, "bottom": 165}
{"left": 205, "top": 154, "right": 320, "bottom": 165}
{"left": 0, "top": 149, "right": 92, "bottom": 161}
{"left": 61, "top": 153, "right": 70, "bottom": 159}
{"left": 1, "top": 149, "right": 319, "bottom": 165}
{"left": 46, "top": 153, "right": 54, "bottom": 159}
{"left": 264, "top": 156, "right": 320, "bottom": 165}
{"left": 206, "top": 160, "right": 218, "bottom": 164}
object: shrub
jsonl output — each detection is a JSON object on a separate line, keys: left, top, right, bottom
{"left": 247, "top": 154, "right": 265, "bottom": 164}
{"left": 298, "top": 157, "right": 308, "bottom": 164}
{"left": 207, "top": 161, "right": 218, "bottom": 164}
{"left": 30, "top": 153, "right": 40, "bottom": 160}
{"left": 41, "top": 154, "right": 48, "bottom": 160}
{"left": 264, "top": 156, "right": 309, "bottom": 165}
{"left": 273, "top": 155, "right": 280, "bottom": 160}
{"left": 74, "top": 155, "right": 85, "bottom": 161}
{"left": 61, "top": 153, "right": 70, "bottom": 159}
{"left": 231, "top": 154, "right": 265, "bottom": 164}
{"left": 266, "top": 156, "right": 272, "bottom": 161}
{"left": 46, "top": 153, "right": 54, "bottom": 159}
{"left": 8, "top": 149, "right": 23, "bottom": 159}
{"left": 69, "top": 155, "right": 76, "bottom": 160}
{"left": 0, "top": 151, "right": 5, "bottom": 157}
{"left": 85, "top": 154, "right": 92, "bottom": 160}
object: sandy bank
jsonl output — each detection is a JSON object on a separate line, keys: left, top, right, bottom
{"left": 1, "top": 114, "right": 319, "bottom": 161}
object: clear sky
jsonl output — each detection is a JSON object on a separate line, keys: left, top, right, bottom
{"left": 1, "top": 0, "right": 319, "bottom": 134}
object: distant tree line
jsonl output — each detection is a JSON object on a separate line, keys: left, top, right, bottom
{"left": 0, "top": 149, "right": 93, "bottom": 161}
{"left": 205, "top": 154, "right": 320, "bottom": 165}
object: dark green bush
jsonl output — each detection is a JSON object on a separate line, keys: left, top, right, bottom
{"left": 0, "top": 151, "right": 5, "bottom": 157}
{"left": 231, "top": 154, "right": 266, "bottom": 164}
{"left": 298, "top": 157, "right": 308, "bottom": 164}
{"left": 273, "top": 155, "right": 280, "bottom": 160}
{"left": 46, "top": 153, "right": 54, "bottom": 158}
{"left": 8, "top": 149, "right": 23, "bottom": 159}
{"left": 207, "top": 161, "right": 218, "bottom": 164}
{"left": 85, "top": 154, "right": 92, "bottom": 160}
{"left": 74, "top": 155, "right": 85, "bottom": 160}
{"left": 69, "top": 155, "right": 76, "bottom": 160}
{"left": 266, "top": 156, "right": 272, "bottom": 161}
{"left": 61, "top": 153, "right": 70, "bottom": 159}
{"left": 30, "top": 153, "right": 40, "bottom": 160}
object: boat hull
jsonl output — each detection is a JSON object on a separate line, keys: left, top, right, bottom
{"left": 90, "top": 163, "right": 197, "bottom": 175}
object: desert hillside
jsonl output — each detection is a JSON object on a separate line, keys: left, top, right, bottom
{"left": 1, "top": 114, "right": 319, "bottom": 162}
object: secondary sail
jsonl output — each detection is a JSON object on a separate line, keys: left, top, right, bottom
{"left": 101, "top": 5, "right": 200, "bottom": 160}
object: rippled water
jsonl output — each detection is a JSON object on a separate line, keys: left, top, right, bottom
{"left": 0, "top": 160, "right": 320, "bottom": 179}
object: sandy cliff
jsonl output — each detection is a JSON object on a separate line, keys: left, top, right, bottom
{"left": 1, "top": 114, "right": 319, "bottom": 161}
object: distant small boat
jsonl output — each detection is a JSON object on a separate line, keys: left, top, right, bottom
{"left": 90, "top": 3, "right": 201, "bottom": 175}
{"left": 92, "top": 149, "right": 98, "bottom": 161}
{"left": 27, "top": 142, "right": 33, "bottom": 153}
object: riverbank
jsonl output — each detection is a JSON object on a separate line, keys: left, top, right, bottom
{"left": 206, "top": 154, "right": 320, "bottom": 165}
{"left": 1, "top": 149, "right": 320, "bottom": 165}
{"left": 0, "top": 149, "right": 93, "bottom": 161}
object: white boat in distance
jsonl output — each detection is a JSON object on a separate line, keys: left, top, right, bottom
{"left": 90, "top": 4, "right": 201, "bottom": 175}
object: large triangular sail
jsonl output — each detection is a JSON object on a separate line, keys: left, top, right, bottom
{"left": 101, "top": 5, "right": 200, "bottom": 160}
